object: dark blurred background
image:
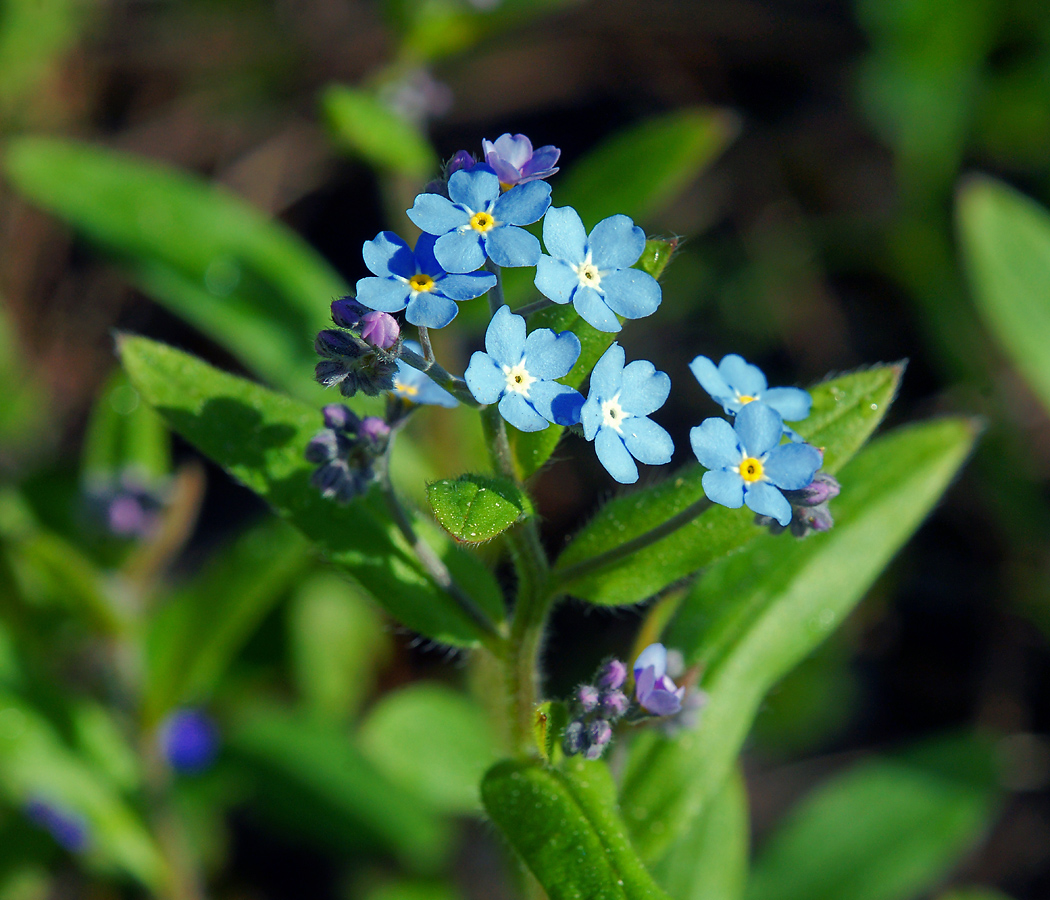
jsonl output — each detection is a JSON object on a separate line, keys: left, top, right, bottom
{"left": 2, "top": 0, "right": 1050, "bottom": 897}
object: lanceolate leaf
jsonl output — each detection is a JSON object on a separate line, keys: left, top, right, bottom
{"left": 427, "top": 474, "right": 529, "bottom": 543}
{"left": 745, "top": 735, "right": 1000, "bottom": 900}
{"left": 119, "top": 336, "right": 504, "bottom": 647}
{"left": 482, "top": 758, "right": 672, "bottom": 900}
{"left": 619, "top": 417, "right": 978, "bottom": 861}
{"left": 555, "top": 365, "right": 903, "bottom": 606}
{"left": 4, "top": 138, "right": 347, "bottom": 401}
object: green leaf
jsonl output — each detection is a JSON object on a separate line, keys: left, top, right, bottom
{"left": 958, "top": 176, "right": 1050, "bottom": 416}
{"left": 745, "top": 735, "right": 1000, "bottom": 900}
{"left": 426, "top": 474, "right": 529, "bottom": 543}
{"left": 363, "top": 881, "right": 464, "bottom": 900}
{"left": 82, "top": 370, "right": 170, "bottom": 482}
{"left": 653, "top": 768, "right": 748, "bottom": 900}
{"left": 557, "top": 108, "right": 738, "bottom": 226}
{"left": 510, "top": 238, "right": 680, "bottom": 477}
{"left": 144, "top": 518, "right": 312, "bottom": 723}
{"left": 323, "top": 85, "right": 438, "bottom": 179}
{"left": 229, "top": 706, "right": 448, "bottom": 868}
{"left": 4, "top": 138, "right": 347, "bottom": 400}
{"left": 0, "top": 0, "right": 87, "bottom": 116}
{"left": 619, "top": 416, "right": 978, "bottom": 860}
{"left": 289, "top": 571, "right": 391, "bottom": 723}
{"left": 482, "top": 758, "right": 672, "bottom": 900}
{"left": 555, "top": 365, "right": 903, "bottom": 606}
{"left": 119, "top": 335, "right": 504, "bottom": 647}
{"left": 358, "top": 683, "right": 499, "bottom": 815}
{"left": 0, "top": 694, "right": 166, "bottom": 889}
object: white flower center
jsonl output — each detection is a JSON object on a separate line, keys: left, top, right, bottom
{"left": 574, "top": 252, "right": 603, "bottom": 290}
{"left": 503, "top": 360, "right": 536, "bottom": 397}
{"left": 600, "top": 394, "right": 628, "bottom": 433}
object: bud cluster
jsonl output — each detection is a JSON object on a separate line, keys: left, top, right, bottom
{"left": 562, "top": 658, "right": 630, "bottom": 760}
{"left": 305, "top": 403, "right": 391, "bottom": 503}
{"left": 755, "top": 472, "right": 841, "bottom": 538}
{"left": 314, "top": 298, "right": 403, "bottom": 397}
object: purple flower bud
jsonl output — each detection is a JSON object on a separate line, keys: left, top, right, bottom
{"left": 159, "top": 709, "right": 219, "bottom": 774}
{"left": 322, "top": 403, "right": 361, "bottom": 433}
{"left": 331, "top": 297, "right": 369, "bottom": 328}
{"left": 315, "top": 329, "right": 361, "bottom": 359}
{"left": 25, "top": 798, "right": 89, "bottom": 852}
{"left": 447, "top": 150, "right": 477, "bottom": 176}
{"left": 599, "top": 690, "right": 629, "bottom": 718}
{"left": 305, "top": 429, "right": 343, "bottom": 463}
{"left": 576, "top": 684, "right": 599, "bottom": 712}
{"left": 587, "top": 719, "right": 612, "bottom": 747}
{"left": 359, "top": 311, "right": 400, "bottom": 350}
{"left": 562, "top": 721, "right": 587, "bottom": 756}
{"left": 793, "top": 473, "right": 841, "bottom": 507}
{"left": 583, "top": 741, "right": 606, "bottom": 761}
{"left": 360, "top": 416, "right": 391, "bottom": 443}
{"left": 633, "top": 644, "right": 684, "bottom": 717}
{"left": 596, "top": 658, "right": 627, "bottom": 690}
{"left": 481, "top": 133, "right": 560, "bottom": 187}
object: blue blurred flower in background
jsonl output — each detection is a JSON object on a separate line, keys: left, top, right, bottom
{"left": 160, "top": 708, "right": 219, "bottom": 774}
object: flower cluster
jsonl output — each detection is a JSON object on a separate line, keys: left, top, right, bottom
{"left": 315, "top": 298, "right": 403, "bottom": 397}
{"left": 305, "top": 403, "right": 390, "bottom": 503}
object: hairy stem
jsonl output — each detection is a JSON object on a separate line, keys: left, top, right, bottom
{"left": 398, "top": 344, "right": 479, "bottom": 407}
{"left": 417, "top": 325, "right": 435, "bottom": 362}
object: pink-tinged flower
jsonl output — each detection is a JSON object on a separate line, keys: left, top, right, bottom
{"left": 482, "top": 134, "right": 560, "bottom": 188}
{"left": 359, "top": 311, "right": 400, "bottom": 349}
{"left": 633, "top": 643, "right": 684, "bottom": 716}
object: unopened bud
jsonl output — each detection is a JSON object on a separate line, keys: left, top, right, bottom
{"left": 562, "top": 721, "right": 587, "bottom": 756}
{"left": 576, "top": 684, "right": 599, "bottom": 713}
{"left": 322, "top": 404, "right": 360, "bottom": 433}
{"left": 587, "top": 719, "right": 612, "bottom": 747}
{"left": 360, "top": 416, "right": 391, "bottom": 443}
{"left": 331, "top": 297, "right": 369, "bottom": 328}
{"left": 315, "top": 329, "right": 360, "bottom": 359}
{"left": 792, "top": 473, "right": 841, "bottom": 506}
{"left": 599, "top": 690, "right": 629, "bottom": 718}
{"left": 360, "top": 311, "right": 400, "bottom": 350}
{"left": 596, "top": 658, "right": 626, "bottom": 690}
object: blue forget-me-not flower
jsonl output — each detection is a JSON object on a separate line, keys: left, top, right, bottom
{"left": 356, "top": 232, "right": 496, "bottom": 328}
{"left": 634, "top": 643, "right": 684, "bottom": 716}
{"left": 464, "top": 305, "right": 583, "bottom": 431}
{"left": 407, "top": 164, "right": 551, "bottom": 273}
{"left": 690, "top": 354, "right": 812, "bottom": 427}
{"left": 159, "top": 708, "right": 219, "bottom": 774}
{"left": 393, "top": 342, "right": 459, "bottom": 407}
{"left": 534, "top": 206, "right": 661, "bottom": 333}
{"left": 25, "top": 798, "right": 89, "bottom": 852}
{"left": 580, "top": 343, "right": 674, "bottom": 484}
{"left": 690, "top": 401, "right": 822, "bottom": 526}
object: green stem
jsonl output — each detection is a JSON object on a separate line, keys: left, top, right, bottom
{"left": 398, "top": 345, "right": 479, "bottom": 407}
{"left": 417, "top": 325, "right": 435, "bottom": 362}
{"left": 513, "top": 297, "right": 554, "bottom": 318}
{"left": 553, "top": 495, "right": 714, "bottom": 588}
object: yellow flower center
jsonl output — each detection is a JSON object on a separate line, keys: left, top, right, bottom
{"left": 394, "top": 378, "right": 419, "bottom": 398}
{"left": 409, "top": 273, "right": 435, "bottom": 293}
{"left": 737, "top": 394, "right": 756, "bottom": 404}
{"left": 738, "top": 457, "right": 764, "bottom": 482}
{"left": 470, "top": 211, "right": 496, "bottom": 233}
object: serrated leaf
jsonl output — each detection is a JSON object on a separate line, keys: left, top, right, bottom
{"left": 4, "top": 138, "right": 347, "bottom": 401}
{"left": 510, "top": 238, "right": 679, "bottom": 477}
{"left": 427, "top": 474, "right": 527, "bottom": 543}
{"left": 358, "top": 684, "right": 499, "bottom": 815}
{"left": 555, "top": 365, "right": 903, "bottom": 606}
{"left": 619, "top": 417, "right": 978, "bottom": 860}
{"left": 482, "top": 758, "right": 672, "bottom": 900}
{"left": 958, "top": 176, "right": 1050, "bottom": 416}
{"left": 119, "top": 335, "right": 504, "bottom": 647}
{"left": 323, "top": 85, "right": 438, "bottom": 179}
{"left": 745, "top": 735, "right": 1000, "bottom": 900}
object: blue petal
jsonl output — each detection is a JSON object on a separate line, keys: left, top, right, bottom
{"left": 362, "top": 232, "right": 416, "bottom": 278}
{"left": 744, "top": 481, "right": 792, "bottom": 526}
{"left": 573, "top": 286, "right": 621, "bottom": 332}
{"left": 588, "top": 343, "right": 625, "bottom": 400}
{"left": 356, "top": 276, "right": 410, "bottom": 312}
{"left": 734, "top": 401, "right": 783, "bottom": 457}
{"left": 416, "top": 380, "right": 459, "bottom": 408}
{"left": 541, "top": 206, "right": 587, "bottom": 263}
{"left": 405, "top": 291, "right": 459, "bottom": 328}
{"left": 622, "top": 417, "right": 674, "bottom": 466}
{"left": 407, "top": 193, "right": 469, "bottom": 235}
{"left": 689, "top": 355, "right": 734, "bottom": 406}
{"left": 580, "top": 395, "right": 603, "bottom": 441}
{"left": 588, "top": 215, "right": 645, "bottom": 270}
{"left": 447, "top": 166, "right": 499, "bottom": 212}
{"left": 763, "top": 441, "right": 822, "bottom": 490}
{"left": 438, "top": 271, "right": 496, "bottom": 301}
{"left": 619, "top": 360, "right": 670, "bottom": 417}
{"left": 719, "top": 354, "right": 767, "bottom": 396}
{"left": 413, "top": 233, "right": 444, "bottom": 276}
{"left": 641, "top": 687, "right": 683, "bottom": 717}
{"left": 492, "top": 179, "right": 551, "bottom": 226}
{"left": 598, "top": 268, "right": 661, "bottom": 320}
{"left": 464, "top": 352, "right": 506, "bottom": 404}
{"left": 595, "top": 428, "right": 638, "bottom": 484}
{"left": 434, "top": 230, "right": 486, "bottom": 274}
{"left": 528, "top": 381, "right": 583, "bottom": 426}
{"left": 634, "top": 643, "right": 667, "bottom": 678}
{"left": 499, "top": 392, "right": 548, "bottom": 432}
{"left": 486, "top": 226, "right": 540, "bottom": 268}
{"left": 523, "top": 327, "right": 580, "bottom": 380}
{"left": 762, "top": 386, "right": 813, "bottom": 422}
{"left": 485, "top": 305, "right": 526, "bottom": 367}
{"left": 690, "top": 418, "right": 742, "bottom": 470}
{"left": 535, "top": 256, "right": 578, "bottom": 304}
{"left": 702, "top": 469, "right": 745, "bottom": 508}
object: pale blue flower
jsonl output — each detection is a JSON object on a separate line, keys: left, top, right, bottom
{"left": 464, "top": 306, "right": 583, "bottom": 431}
{"left": 689, "top": 353, "right": 812, "bottom": 424}
{"left": 690, "top": 401, "right": 823, "bottom": 527}
{"left": 393, "top": 342, "right": 458, "bottom": 408}
{"left": 407, "top": 164, "right": 551, "bottom": 273}
{"left": 633, "top": 643, "right": 683, "bottom": 716}
{"left": 535, "top": 206, "right": 661, "bottom": 333}
{"left": 580, "top": 343, "right": 673, "bottom": 484}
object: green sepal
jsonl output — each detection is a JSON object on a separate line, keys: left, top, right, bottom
{"left": 118, "top": 335, "right": 504, "bottom": 647}
{"left": 481, "top": 757, "right": 672, "bottom": 900}
{"left": 532, "top": 700, "right": 570, "bottom": 762}
{"left": 426, "top": 474, "right": 530, "bottom": 543}
{"left": 554, "top": 364, "right": 903, "bottom": 606}
{"left": 619, "top": 416, "right": 979, "bottom": 861}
